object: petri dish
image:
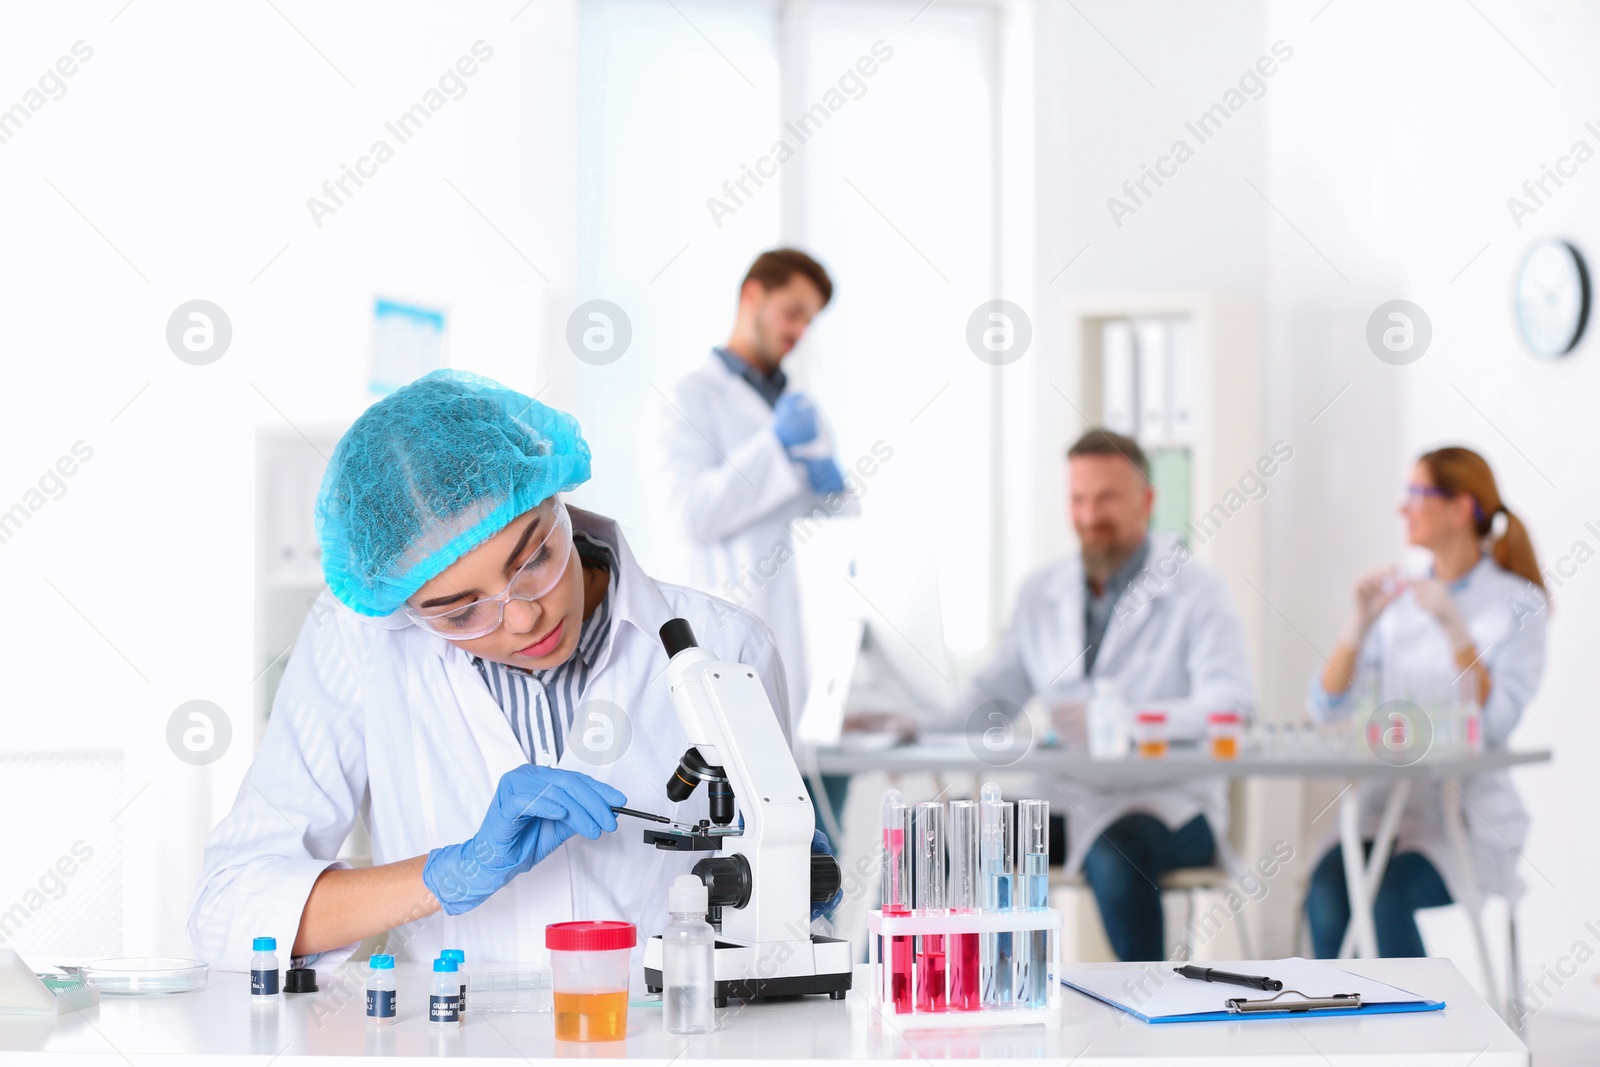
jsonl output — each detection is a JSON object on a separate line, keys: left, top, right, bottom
{"left": 467, "top": 970, "right": 553, "bottom": 1013}
{"left": 81, "top": 957, "right": 209, "bottom": 995}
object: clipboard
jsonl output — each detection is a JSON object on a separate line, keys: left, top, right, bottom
{"left": 1058, "top": 958, "right": 1445, "bottom": 1024}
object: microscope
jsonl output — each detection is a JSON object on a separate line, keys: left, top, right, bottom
{"left": 640, "top": 619, "right": 853, "bottom": 1007}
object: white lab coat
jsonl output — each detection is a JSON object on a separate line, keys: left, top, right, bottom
{"left": 187, "top": 508, "right": 791, "bottom": 977}
{"left": 1307, "top": 556, "right": 1547, "bottom": 903}
{"left": 960, "top": 536, "right": 1257, "bottom": 873}
{"left": 642, "top": 352, "right": 856, "bottom": 715}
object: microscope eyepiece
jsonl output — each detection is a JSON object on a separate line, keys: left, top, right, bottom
{"left": 659, "top": 618, "right": 698, "bottom": 657}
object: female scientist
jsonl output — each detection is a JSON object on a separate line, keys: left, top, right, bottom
{"left": 1304, "top": 446, "right": 1547, "bottom": 957}
{"left": 187, "top": 370, "right": 802, "bottom": 972}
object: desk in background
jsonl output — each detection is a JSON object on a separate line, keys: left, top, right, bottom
{"left": 807, "top": 738, "right": 1549, "bottom": 782}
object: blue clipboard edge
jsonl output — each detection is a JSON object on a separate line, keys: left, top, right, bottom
{"left": 1059, "top": 976, "right": 1446, "bottom": 1024}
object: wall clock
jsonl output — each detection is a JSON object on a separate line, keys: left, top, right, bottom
{"left": 1515, "top": 239, "right": 1589, "bottom": 358}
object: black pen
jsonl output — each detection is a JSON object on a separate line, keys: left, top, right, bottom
{"left": 611, "top": 804, "right": 672, "bottom": 824}
{"left": 1174, "top": 965, "right": 1283, "bottom": 992}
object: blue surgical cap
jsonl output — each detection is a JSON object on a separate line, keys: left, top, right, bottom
{"left": 315, "top": 369, "right": 592, "bottom": 617}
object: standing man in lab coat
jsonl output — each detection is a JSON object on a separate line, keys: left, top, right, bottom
{"left": 960, "top": 428, "right": 1256, "bottom": 962}
{"left": 643, "top": 248, "right": 851, "bottom": 725}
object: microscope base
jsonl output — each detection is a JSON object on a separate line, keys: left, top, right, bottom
{"left": 643, "top": 934, "right": 853, "bottom": 1007}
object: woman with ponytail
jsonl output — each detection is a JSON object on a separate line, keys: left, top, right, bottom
{"left": 1303, "top": 446, "right": 1548, "bottom": 958}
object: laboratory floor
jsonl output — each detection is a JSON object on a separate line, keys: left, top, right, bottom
{"left": 1525, "top": 1012, "right": 1600, "bottom": 1064}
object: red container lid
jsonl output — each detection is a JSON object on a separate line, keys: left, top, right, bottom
{"left": 546, "top": 920, "right": 636, "bottom": 953}
{"left": 1135, "top": 710, "right": 1167, "bottom": 723}
{"left": 1207, "top": 710, "right": 1242, "bottom": 723}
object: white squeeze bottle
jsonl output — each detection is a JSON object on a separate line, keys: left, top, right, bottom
{"left": 662, "top": 874, "right": 716, "bottom": 1035}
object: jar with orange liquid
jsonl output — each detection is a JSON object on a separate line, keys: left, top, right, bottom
{"left": 546, "top": 920, "right": 635, "bottom": 1041}
{"left": 1207, "top": 710, "right": 1242, "bottom": 760}
{"left": 1133, "top": 710, "right": 1169, "bottom": 759}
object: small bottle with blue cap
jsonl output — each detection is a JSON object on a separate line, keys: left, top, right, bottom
{"left": 430, "top": 957, "right": 461, "bottom": 1028}
{"left": 249, "top": 936, "right": 280, "bottom": 998}
{"left": 366, "top": 954, "right": 397, "bottom": 1025}
{"left": 440, "top": 949, "right": 467, "bottom": 1012}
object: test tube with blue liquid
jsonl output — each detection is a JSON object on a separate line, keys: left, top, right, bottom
{"left": 979, "top": 783, "right": 1014, "bottom": 1009}
{"left": 1015, "top": 799, "right": 1050, "bottom": 1007}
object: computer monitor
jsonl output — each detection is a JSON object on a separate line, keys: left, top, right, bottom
{"left": 794, "top": 514, "right": 957, "bottom": 746}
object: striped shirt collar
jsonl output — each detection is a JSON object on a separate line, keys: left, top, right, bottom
{"left": 467, "top": 531, "right": 617, "bottom": 764}
{"left": 556, "top": 531, "right": 615, "bottom": 673}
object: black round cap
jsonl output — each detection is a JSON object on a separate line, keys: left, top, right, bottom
{"left": 284, "top": 967, "right": 318, "bottom": 994}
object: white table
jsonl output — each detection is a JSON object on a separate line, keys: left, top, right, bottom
{"left": 806, "top": 741, "right": 1552, "bottom": 1019}
{"left": 1, "top": 959, "right": 1526, "bottom": 1064}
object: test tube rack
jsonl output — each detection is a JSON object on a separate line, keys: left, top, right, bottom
{"left": 866, "top": 908, "right": 1062, "bottom": 1030}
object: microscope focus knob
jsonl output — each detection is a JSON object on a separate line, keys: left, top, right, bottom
{"left": 810, "top": 854, "right": 842, "bottom": 903}
{"left": 691, "top": 854, "right": 752, "bottom": 909}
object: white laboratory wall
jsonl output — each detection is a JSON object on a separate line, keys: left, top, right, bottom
{"left": 0, "top": 1, "right": 583, "bottom": 958}
{"left": 1262, "top": 0, "right": 1600, "bottom": 1018}
{"left": 1029, "top": 0, "right": 1272, "bottom": 565}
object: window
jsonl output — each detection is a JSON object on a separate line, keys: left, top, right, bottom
{"left": 577, "top": 0, "right": 1029, "bottom": 662}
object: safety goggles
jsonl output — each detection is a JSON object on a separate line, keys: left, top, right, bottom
{"left": 1403, "top": 483, "right": 1451, "bottom": 505}
{"left": 403, "top": 501, "right": 574, "bottom": 640}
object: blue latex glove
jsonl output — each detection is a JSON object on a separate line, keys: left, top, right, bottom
{"left": 423, "top": 765, "right": 625, "bottom": 915}
{"left": 811, "top": 829, "right": 844, "bottom": 921}
{"left": 772, "top": 392, "right": 819, "bottom": 449}
{"left": 802, "top": 457, "right": 845, "bottom": 495}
